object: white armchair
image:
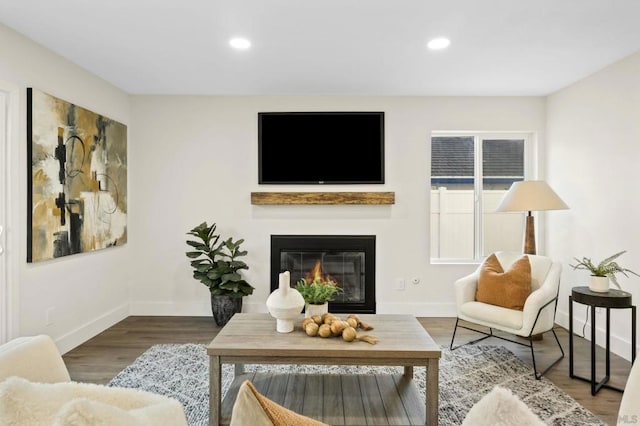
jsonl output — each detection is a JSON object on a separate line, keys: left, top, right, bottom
{"left": 618, "top": 357, "right": 640, "bottom": 425}
{"left": 450, "top": 251, "right": 564, "bottom": 379}
{"left": 0, "top": 334, "right": 188, "bottom": 425}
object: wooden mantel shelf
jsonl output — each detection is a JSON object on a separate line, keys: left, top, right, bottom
{"left": 251, "top": 191, "right": 395, "bottom": 205}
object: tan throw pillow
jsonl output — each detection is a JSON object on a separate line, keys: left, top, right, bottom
{"left": 476, "top": 253, "right": 531, "bottom": 310}
{"left": 230, "top": 380, "right": 328, "bottom": 426}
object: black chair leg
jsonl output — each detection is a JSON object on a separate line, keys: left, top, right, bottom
{"left": 449, "top": 317, "right": 460, "bottom": 350}
{"left": 451, "top": 318, "right": 564, "bottom": 379}
{"left": 450, "top": 318, "right": 493, "bottom": 350}
{"left": 530, "top": 328, "right": 565, "bottom": 380}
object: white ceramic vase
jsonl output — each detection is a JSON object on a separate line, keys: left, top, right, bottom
{"left": 304, "top": 302, "right": 329, "bottom": 318}
{"left": 266, "top": 271, "right": 305, "bottom": 333}
{"left": 589, "top": 275, "right": 610, "bottom": 293}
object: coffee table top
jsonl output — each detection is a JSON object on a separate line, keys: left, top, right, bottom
{"left": 207, "top": 313, "right": 441, "bottom": 361}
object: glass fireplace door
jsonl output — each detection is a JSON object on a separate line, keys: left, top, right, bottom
{"left": 271, "top": 235, "right": 375, "bottom": 314}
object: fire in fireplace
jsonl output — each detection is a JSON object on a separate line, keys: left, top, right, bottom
{"left": 302, "top": 260, "right": 338, "bottom": 286}
{"left": 270, "top": 235, "right": 376, "bottom": 313}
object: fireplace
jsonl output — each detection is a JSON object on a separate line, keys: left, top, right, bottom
{"left": 270, "top": 235, "right": 376, "bottom": 314}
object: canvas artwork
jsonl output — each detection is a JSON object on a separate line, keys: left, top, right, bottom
{"left": 27, "top": 88, "right": 127, "bottom": 263}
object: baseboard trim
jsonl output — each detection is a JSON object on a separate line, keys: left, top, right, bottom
{"left": 56, "top": 303, "right": 129, "bottom": 355}
{"left": 376, "top": 302, "right": 457, "bottom": 317}
{"left": 130, "top": 301, "right": 457, "bottom": 317}
{"left": 130, "top": 301, "right": 269, "bottom": 316}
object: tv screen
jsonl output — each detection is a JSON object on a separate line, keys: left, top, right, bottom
{"left": 258, "top": 112, "right": 385, "bottom": 184}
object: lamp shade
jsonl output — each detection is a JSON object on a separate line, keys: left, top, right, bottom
{"left": 496, "top": 180, "right": 569, "bottom": 212}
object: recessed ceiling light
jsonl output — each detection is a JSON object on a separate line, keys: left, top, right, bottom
{"left": 229, "top": 38, "right": 251, "bottom": 50}
{"left": 427, "top": 37, "right": 450, "bottom": 50}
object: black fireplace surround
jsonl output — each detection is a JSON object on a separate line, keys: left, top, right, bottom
{"left": 270, "top": 235, "right": 376, "bottom": 314}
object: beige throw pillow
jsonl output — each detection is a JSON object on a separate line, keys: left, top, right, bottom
{"left": 476, "top": 253, "right": 531, "bottom": 310}
{"left": 230, "top": 380, "right": 327, "bottom": 426}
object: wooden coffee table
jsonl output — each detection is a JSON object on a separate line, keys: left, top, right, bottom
{"left": 208, "top": 313, "right": 441, "bottom": 425}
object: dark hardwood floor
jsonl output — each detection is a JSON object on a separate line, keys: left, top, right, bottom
{"left": 63, "top": 316, "right": 629, "bottom": 425}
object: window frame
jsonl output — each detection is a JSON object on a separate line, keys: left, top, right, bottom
{"left": 430, "top": 131, "right": 536, "bottom": 264}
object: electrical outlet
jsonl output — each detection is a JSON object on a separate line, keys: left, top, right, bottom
{"left": 394, "top": 278, "right": 405, "bottom": 290}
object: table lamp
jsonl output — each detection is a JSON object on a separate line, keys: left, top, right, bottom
{"left": 495, "top": 180, "right": 568, "bottom": 255}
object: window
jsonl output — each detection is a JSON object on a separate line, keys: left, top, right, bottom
{"left": 430, "top": 132, "right": 532, "bottom": 262}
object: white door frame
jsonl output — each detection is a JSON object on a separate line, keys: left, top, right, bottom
{"left": 0, "top": 80, "right": 19, "bottom": 344}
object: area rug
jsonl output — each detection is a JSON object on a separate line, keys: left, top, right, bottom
{"left": 108, "top": 343, "right": 603, "bottom": 425}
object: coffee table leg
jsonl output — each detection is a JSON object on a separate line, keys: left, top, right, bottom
{"left": 235, "top": 363, "right": 245, "bottom": 376}
{"left": 404, "top": 366, "right": 413, "bottom": 378}
{"left": 209, "top": 355, "right": 221, "bottom": 426}
{"left": 426, "top": 358, "right": 439, "bottom": 425}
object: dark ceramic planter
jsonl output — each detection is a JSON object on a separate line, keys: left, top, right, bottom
{"left": 210, "top": 294, "right": 242, "bottom": 326}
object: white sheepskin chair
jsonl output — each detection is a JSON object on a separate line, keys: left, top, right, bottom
{"left": 617, "top": 358, "right": 640, "bottom": 426}
{"left": 0, "top": 335, "right": 187, "bottom": 426}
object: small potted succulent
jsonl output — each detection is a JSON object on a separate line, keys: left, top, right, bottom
{"left": 570, "top": 250, "right": 639, "bottom": 293}
{"left": 295, "top": 275, "right": 343, "bottom": 318}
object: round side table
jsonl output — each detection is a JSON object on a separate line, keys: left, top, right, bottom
{"left": 569, "top": 286, "right": 636, "bottom": 395}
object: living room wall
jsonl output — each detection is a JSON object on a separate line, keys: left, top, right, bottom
{"left": 13, "top": 17, "right": 635, "bottom": 359}
{"left": 546, "top": 51, "right": 640, "bottom": 360}
{"left": 0, "top": 24, "right": 131, "bottom": 353}
{"left": 127, "top": 96, "right": 546, "bottom": 318}
{"left": 1, "top": 21, "right": 552, "bottom": 354}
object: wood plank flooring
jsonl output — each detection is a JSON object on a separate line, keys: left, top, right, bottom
{"left": 62, "top": 316, "right": 630, "bottom": 425}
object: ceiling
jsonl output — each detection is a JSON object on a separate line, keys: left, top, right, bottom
{"left": 1, "top": 1, "right": 640, "bottom": 96}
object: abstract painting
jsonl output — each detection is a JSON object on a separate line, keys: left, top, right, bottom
{"left": 27, "top": 88, "right": 127, "bottom": 262}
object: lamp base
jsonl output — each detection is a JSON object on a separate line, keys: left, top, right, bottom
{"left": 524, "top": 214, "right": 541, "bottom": 340}
{"left": 524, "top": 214, "right": 536, "bottom": 255}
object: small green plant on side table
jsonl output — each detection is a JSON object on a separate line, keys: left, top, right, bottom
{"left": 570, "top": 250, "right": 639, "bottom": 291}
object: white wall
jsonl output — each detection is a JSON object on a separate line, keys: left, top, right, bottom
{"left": 0, "top": 21, "right": 562, "bottom": 357}
{"left": 128, "top": 96, "right": 546, "bottom": 318}
{"left": 7, "top": 14, "right": 635, "bottom": 362}
{"left": 547, "top": 51, "right": 640, "bottom": 360}
{"left": 0, "top": 24, "right": 131, "bottom": 353}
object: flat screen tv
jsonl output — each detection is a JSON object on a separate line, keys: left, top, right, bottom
{"left": 258, "top": 111, "right": 385, "bottom": 184}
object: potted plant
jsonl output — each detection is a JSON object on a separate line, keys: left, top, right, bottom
{"left": 295, "top": 275, "right": 343, "bottom": 318}
{"left": 570, "top": 250, "right": 639, "bottom": 293}
{"left": 186, "top": 221, "right": 254, "bottom": 326}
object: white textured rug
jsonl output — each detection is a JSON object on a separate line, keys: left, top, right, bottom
{"left": 108, "top": 343, "right": 603, "bottom": 425}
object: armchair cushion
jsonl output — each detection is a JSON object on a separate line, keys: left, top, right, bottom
{"left": 460, "top": 302, "right": 523, "bottom": 330}
{"left": 476, "top": 253, "right": 531, "bottom": 310}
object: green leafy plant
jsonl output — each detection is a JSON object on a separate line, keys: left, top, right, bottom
{"left": 570, "top": 250, "right": 639, "bottom": 290}
{"left": 186, "top": 222, "right": 254, "bottom": 298}
{"left": 295, "top": 277, "right": 343, "bottom": 305}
